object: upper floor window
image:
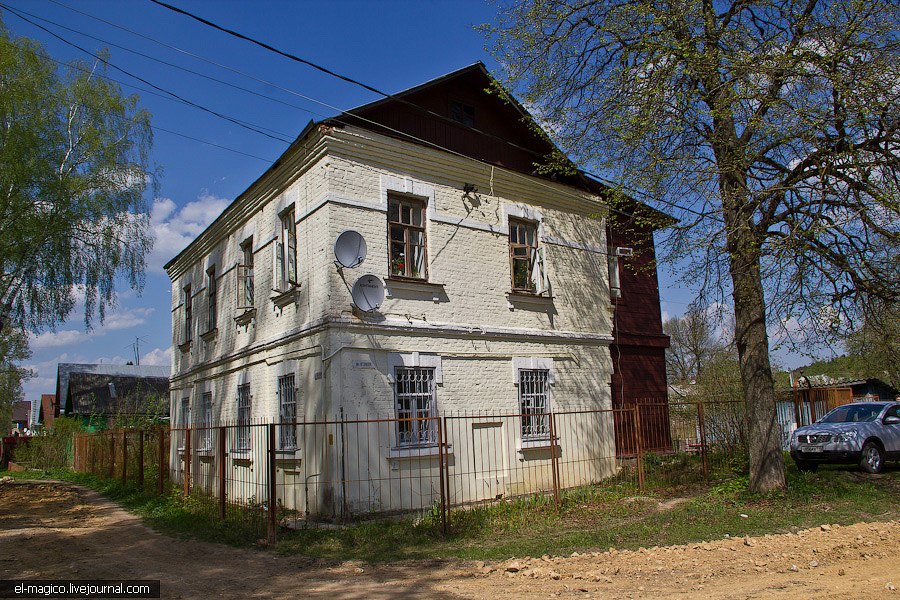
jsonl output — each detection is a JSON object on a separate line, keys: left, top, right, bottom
{"left": 395, "top": 367, "right": 436, "bottom": 447}
{"left": 388, "top": 195, "right": 427, "bottom": 280}
{"left": 237, "top": 238, "right": 254, "bottom": 309}
{"left": 509, "top": 218, "right": 547, "bottom": 293}
{"left": 182, "top": 285, "right": 193, "bottom": 343}
{"left": 278, "top": 374, "right": 297, "bottom": 450}
{"left": 519, "top": 369, "right": 550, "bottom": 441}
{"left": 206, "top": 266, "right": 217, "bottom": 332}
{"left": 450, "top": 100, "right": 475, "bottom": 128}
{"left": 274, "top": 208, "right": 297, "bottom": 293}
{"left": 236, "top": 383, "right": 251, "bottom": 450}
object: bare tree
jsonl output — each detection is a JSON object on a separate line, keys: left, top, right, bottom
{"left": 664, "top": 305, "right": 730, "bottom": 384}
{"left": 488, "top": 0, "right": 899, "bottom": 491}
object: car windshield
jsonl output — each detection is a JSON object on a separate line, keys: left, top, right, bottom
{"left": 819, "top": 404, "right": 883, "bottom": 424}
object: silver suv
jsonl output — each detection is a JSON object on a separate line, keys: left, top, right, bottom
{"left": 789, "top": 401, "right": 900, "bottom": 473}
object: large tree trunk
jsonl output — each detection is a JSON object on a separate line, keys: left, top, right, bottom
{"left": 729, "top": 247, "right": 786, "bottom": 492}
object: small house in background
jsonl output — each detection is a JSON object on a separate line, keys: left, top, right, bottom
{"left": 10, "top": 400, "right": 31, "bottom": 433}
{"left": 37, "top": 393, "right": 59, "bottom": 430}
{"left": 56, "top": 363, "right": 171, "bottom": 430}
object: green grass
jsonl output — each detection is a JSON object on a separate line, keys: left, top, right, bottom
{"left": 6, "top": 461, "right": 899, "bottom": 563}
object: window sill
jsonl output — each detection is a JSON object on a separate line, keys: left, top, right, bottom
{"left": 234, "top": 308, "right": 256, "bottom": 326}
{"left": 387, "top": 444, "right": 452, "bottom": 460}
{"left": 507, "top": 292, "right": 553, "bottom": 310}
{"left": 516, "top": 437, "right": 558, "bottom": 452}
{"left": 200, "top": 328, "right": 218, "bottom": 342}
{"left": 177, "top": 340, "right": 192, "bottom": 353}
{"left": 385, "top": 278, "right": 447, "bottom": 302}
{"left": 230, "top": 448, "right": 252, "bottom": 458}
{"left": 276, "top": 448, "right": 302, "bottom": 462}
{"left": 271, "top": 286, "right": 300, "bottom": 308}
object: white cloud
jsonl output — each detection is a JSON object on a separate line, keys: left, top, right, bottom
{"left": 103, "top": 307, "right": 155, "bottom": 331}
{"left": 148, "top": 193, "right": 230, "bottom": 274}
{"left": 29, "top": 330, "right": 91, "bottom": 350}
{"left": 140, "top": 346, "right": 172, "bottom": 367}
{"left": 27, "top": 307, "right": 157, "bottom": 350}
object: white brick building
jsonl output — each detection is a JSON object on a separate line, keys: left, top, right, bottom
{"left": 166, "top": 64, "right": 667, "bottom": 518}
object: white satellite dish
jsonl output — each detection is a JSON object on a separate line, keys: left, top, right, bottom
{"left": 334, "top": 230, "right": 367, "bottom": 268}
{"left": 351, "top": 275, "right": 385, "bottom": 312}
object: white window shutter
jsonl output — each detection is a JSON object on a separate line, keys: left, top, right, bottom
{"left": 532, "top": 247, "right": 548, "bottom": 295}
{"left": 273, "top": 240, "right": 284, "bottom": 291}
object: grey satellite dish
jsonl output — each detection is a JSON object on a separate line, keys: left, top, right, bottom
{"left": 334, "top": 230, "right": 367, "bottom": 268}
{"left": 351, "top": 275, "right": 385, "bottom": 312}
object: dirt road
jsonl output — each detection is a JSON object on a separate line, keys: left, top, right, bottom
{"left": 1, "top": 480, "right": 897, "bottom": 599}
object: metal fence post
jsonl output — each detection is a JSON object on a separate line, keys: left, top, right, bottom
{"left": 697, "top": 401, "right": 709, "bottom": 480}
{"left": 437, "top": 416, "right": 448, "bottom": 535}
{"left": 137, "top": 430, "right": 145, "bottom": 491}
{"left": 157, "top": 428, "right": 165, "bottom": 496}
{"left": 183, "top": 428, "right": 192, "bottom": 496}
{"left": 267, "top": 423, "right": 277, "bottom": 544}
{"left": 549, "top": 412, "right": 560, "bottom": 509}
{"left": 121, "top": 430, "right": 128, "bottom": 485}
{"left": 633, "top": 407, "right": 645, "bottom": 490}
{"left": 218, "top": 426, "right": 226, "bottom": 521}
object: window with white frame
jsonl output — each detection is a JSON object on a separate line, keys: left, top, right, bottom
{"left": 509, "top": 218, "right": 547, "bottom": 293}
{"left": 388, "top": 195, "right": 427, "bottom": 280}
{"left": 201, "top": 391, "right": 213, "bottom": 449}
{"left": 519, "top": 369, "right": 550, "bottom": 440}
{"left": 237, "top": 238, "right": 254, "bottom": 309}
{"left": 236, "top": 383, "right": 251, "bottom": 450}
{"left": 395, "top": 367, "right": 436, "bottom": 447}
{"left": 274, "top": 207, "right": 297, "bottom": 293}
{"left": 278, "top": 374, "right": 297, "bottom": 449}
{"left": 206, "top": 266, "right": 217, "bottom": 332}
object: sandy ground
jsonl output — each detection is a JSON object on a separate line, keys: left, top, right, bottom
{"left": 1, "top": 479, "right": 898, "bottom": 599}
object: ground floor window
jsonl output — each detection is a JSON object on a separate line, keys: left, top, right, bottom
{"left": 278, "top": 374, "right": 297, "bottom": 449}
{"left": 236, "top": 383, "right": 251, "bottom": 450}
{"left": 201, "top": 391, "right": 213, "bottom": 449}
{"left": 519, "top": 369, "right": 550, "bottom": 440}
{"left": 395, "top": 367, "right": 436, "bottom": 447}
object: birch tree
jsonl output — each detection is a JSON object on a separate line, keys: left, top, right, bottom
{"left": 488, "top": 0, "right": 899, "bottom": 491}
{"left": 0, "top": 24, "right": 154, "bottom": 335}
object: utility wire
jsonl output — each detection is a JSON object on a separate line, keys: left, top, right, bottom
{"left": 148, "top": 0, "right": 708, "bottom": 220}
{"left": 0, "top": 2, "right": 293, "bottom": 144}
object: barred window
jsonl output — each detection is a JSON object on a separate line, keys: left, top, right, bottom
{"left": 201, "top": 391, "right": 213, "bottom": 449}
{"left": 236, "top": 383, "right": 251, "bottom": 450}
{"left": 180, "top": 396, "right": 190, "bottom": 427}
{"left": 395, "top": 367, "right": 436, "bottom": 447}
{"left": 278, "top": 374, "right": 297, "bottom": 449}
{"left": 519, "top": 369, "right": 550, "bottom": 440}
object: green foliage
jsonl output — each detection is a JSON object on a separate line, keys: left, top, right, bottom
{"left": 0, "top": 22, "right": 156, "bottom": 333}
{"left": 13, "top": 417, "right": 85, "bottom": 469}
{"left": 0, "top": 327, "right": 31, "bottom": 430}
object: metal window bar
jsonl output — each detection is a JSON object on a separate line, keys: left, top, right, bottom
{"left": 279, "top": 374, "right": 297, "bottom": 449}
{"left": 207, "top": 267, "right": 217, "bottom": 331}
{"left": 395, "top": 367, "right": 435, "bottom": 446}
{"left": 236, "top": 384, "right": 251, "bottom": 450}
{"left": 183, "top": 286, "right": 192, "bottom": 342}
{"left": 519, "top": 369, "right": 550, "bottom": 440}
{"left": 201, "top": 392, "right": 213, "bottom": 449}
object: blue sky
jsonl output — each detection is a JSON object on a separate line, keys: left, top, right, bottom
{"left": 2, "top": 0, "right": 821, "bottom": 402}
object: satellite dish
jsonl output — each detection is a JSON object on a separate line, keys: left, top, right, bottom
{"left": 351, "top": 275, "right": 385, "bottom": 312}
{"left": 334, "top": 230, "right": 367, "bottom": 268}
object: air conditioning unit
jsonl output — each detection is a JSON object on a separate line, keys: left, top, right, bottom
{"left": 615, "top": 247, "right": 634, "bottom": 257}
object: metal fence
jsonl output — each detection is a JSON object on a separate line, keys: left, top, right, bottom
{"left": 70, "top": 400, "right": 754, "bottom": 542}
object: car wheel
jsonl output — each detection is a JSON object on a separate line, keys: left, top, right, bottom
{"left": 859, "top": 442, "right": 884, "bottom": 474}
{"left": 794, "top": 459, "right": 818, "bottom": 473}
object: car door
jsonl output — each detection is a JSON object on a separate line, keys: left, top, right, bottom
{"left": 882, "top": 404, "right": 900, "bottom": 455}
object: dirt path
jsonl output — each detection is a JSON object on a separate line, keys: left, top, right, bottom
{"left": 1, "top": 480, "right": 898, "bottom": 599}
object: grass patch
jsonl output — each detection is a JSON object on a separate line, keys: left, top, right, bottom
{"left": 6, "top": 461, "right": 899, "bottom": 562}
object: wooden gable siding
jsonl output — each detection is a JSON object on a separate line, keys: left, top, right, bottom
{"left": 345, "top": 67, "right": 563, "bottom": 178}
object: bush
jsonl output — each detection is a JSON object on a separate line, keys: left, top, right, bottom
{"left": 14, "top": 417, "right": 85, "bottom": 469}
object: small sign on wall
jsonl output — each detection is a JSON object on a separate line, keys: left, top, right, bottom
{"left": 352, "top": 360, "right": 375, "bottom": 369}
